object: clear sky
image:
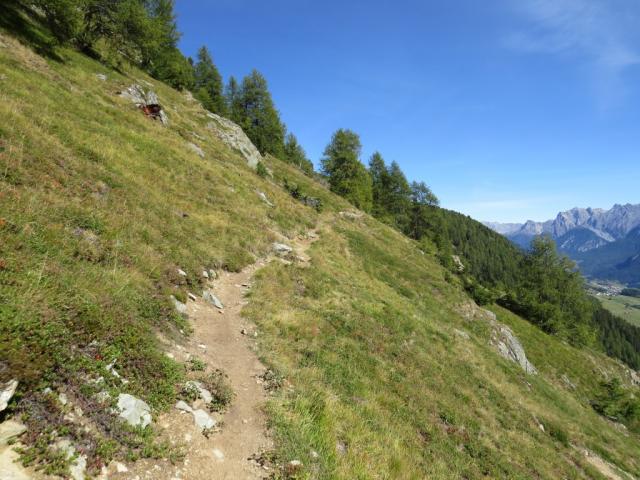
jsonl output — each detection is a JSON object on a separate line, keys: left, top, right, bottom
{"left": 175, "top": 0, "right": 640, "bottom": 223}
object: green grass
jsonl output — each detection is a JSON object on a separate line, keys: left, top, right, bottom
{"left": 598, "top": 295, "right": 640, "bottom": 327}
{"left": 1, "top": 20, "right": 639, "bottom": 480}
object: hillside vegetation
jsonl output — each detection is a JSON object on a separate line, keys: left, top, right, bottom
{"left": 1, "top": 7, "right": 640, "bottom": 480}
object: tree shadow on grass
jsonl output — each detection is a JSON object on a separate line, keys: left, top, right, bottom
{"left": 0, "top": 0, "right": 64, "bottom": 62}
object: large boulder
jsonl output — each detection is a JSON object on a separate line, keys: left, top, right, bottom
{"left": 205, "top": 112, "right": 261, "bottom": 169}
{"left": 117, "top": 394, "right": 152, "bottom": 428}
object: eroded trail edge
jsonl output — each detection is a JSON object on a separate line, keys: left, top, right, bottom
{"left": 113, "top": 230, "right": 319, "bottom": 480}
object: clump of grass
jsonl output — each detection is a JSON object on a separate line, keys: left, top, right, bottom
{"left": 188, "top": 357, "right": 206, "bottom": 372}
{"left": 199, "top": 369, "right": 234, "bottom": 412}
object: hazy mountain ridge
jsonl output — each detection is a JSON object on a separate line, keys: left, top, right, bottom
{"left": 486, "top": 204, "right": 640, "bottom": 250}
{"left": 485, "top": 204, "right": 640, "bottom": 285}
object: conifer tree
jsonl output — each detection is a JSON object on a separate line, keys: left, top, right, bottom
{"left": 369, "top": 152, "right": 391, "bottom": 219}
{"left": 235, "top": 70, "right": 286, "bottom": 158}
{"left": 193, "top": 46, "right": 226, "bottom": 115}
{"left": 322, "top": 129, "right": 373, "bottom": 212}
{"left": 225, "top": 76, "right": 243, "bottom": 123}
{"left": 284, "top": 133, "right": 314, "bottom": 175}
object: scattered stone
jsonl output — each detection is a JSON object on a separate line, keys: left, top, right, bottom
{"left": 58, "top": 392, "right": 69, "bottom": 405}
{"left": 117, "top": 393, "right": 152, "bottom": 428}
{"left": 198, "top": 344, "right": 207, "bottom": 350}
{"left": 165, "top": 352, "right": 175, "bottom": 360}
{"left": 175, "top": 400, "right": 192, "bottom": 413}
{"left": 0, "top": 379, "right": 18, "bottom": 412}
{"left": 310, "top": 450, "right": 319, "bottom": 459}
{"left": 170, "top": 295, "right": 187, "bottom": 315}
{"left": 257, "top": 191, "right": 274, "bottom": 207}
{"left": 186, "top": 142, "right": 205, "bottom": 159}
{"left": 285, "top": 460, "right": 303, "bottom": 475}
{"left": 202, "top": 290, "right": 224, "bottom": 309}
{"left": 0, "top": 420, "right": 26, "bottom": 445}
{"left": 96, "top": 73, "right": 107, "bottom": 81}
{"left": 241, "top": 329, "right": 248, "bottom": 336}
{"left": 95, "top": 391, "right": 110, "bottom": 403}
{"left": 561, "top": 374, "right": 577, "bottom": 390}
{"left": 208, "top": 269, "right": 218, "bottom": 279}
{"left": 188, "top": 292, "right": 197, "bottom": 301}
{"left": 55, "top": 440, "right": 87, "bottom": 480}
{"left": 177, "top": 268, "right": 187, "bottom": 277}
{"left": 205, "top": 112, "right": 261, "bottom": 169}
{"left": 185, "top": 381, "right": 212, "bottom": 404}
{"left": 115, "top": 462, "right": 128, "bottom": 473}
{"left": 212, "top": 448, "right": 224, "bottom": 460}
{"left": 336, "top": 441, "right": 348, "bottom": 455}
{"left": 193, "top": 409, "right": 215, "bottom": 431}
{"left": 202, "top": 270, "right": 209, "bottom": 279}
{"left": 339, "top": 210, "right": 363, "bottom": 220}
{"left": 272, "top": 242, "right": 293, "bottom": 256}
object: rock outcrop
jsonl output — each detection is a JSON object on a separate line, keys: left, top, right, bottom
{"left": 490, "top": 321, "right": 537, "bottom": 375}
{"left": 205, "top": 112, "right": 261, "bottom": 169}
{"left": 119, "top": 84, "right": 169, "bottom": 126}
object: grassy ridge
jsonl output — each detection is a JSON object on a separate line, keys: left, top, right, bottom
{"left": 1, "top": 26, "right": 639, "bottom": 479}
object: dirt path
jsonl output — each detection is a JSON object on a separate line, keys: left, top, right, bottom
{"left": 107, "top": 230, "right": 320, "bottom": 480}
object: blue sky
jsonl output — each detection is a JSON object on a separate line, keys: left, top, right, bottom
{"left": 175, "top": 0, "right": 640, "bottom": 223}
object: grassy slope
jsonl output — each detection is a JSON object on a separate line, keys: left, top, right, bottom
{"left": 1, "top": 26, "right": 639, "bottom": 479}
{"left": 599, "top": 295, "right": 640, "bottom": 327}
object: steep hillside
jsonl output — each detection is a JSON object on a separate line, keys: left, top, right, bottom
{"left": 1, "top": 28, "right": 640, "bottom": 480}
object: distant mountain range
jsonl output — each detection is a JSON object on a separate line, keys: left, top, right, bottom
{"left": 485, "top": 204, "right": 640, "bottom": 287}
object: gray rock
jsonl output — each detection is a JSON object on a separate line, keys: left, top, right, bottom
{"left": 491, "top": 324, "right": 537, "bottom": 375}
{"left": 96, "top": 73, "right": 107, "bottom": 81}
{"left": 187, "top": 142, "right": 205, "bottom": 159}
{"left": 202, "top": 290, "right": 223, "bottom": 310}
{"left": 177, "top": 268, "right": 187, "bottom": 277}
{"left": 185, "top": 381, "right": 212, "bottom": 404}
{"left": 188, "top": 292, "right": 197, "bottom": 301}
{"left": 192, "top": 409, "right": 215, "bottom": 431}
{"left": 0, "top": 379, "right": 18, "bottom": 412}
{"left": 175, "top": 400, "right": 192, "bottom": 412}
{"left": 55, "top": 439, "right": 87, "bottom": 480}
{"left": 117, "top": 394, "right": 152, "bottom": 428}
{"left": 272, "top": 242, "right": 293, "bottom": 255}
{"left": 205, "top": 112, "right": 261, "bottom": 169}
{"left": 257, "top": 191, "right": 274, "bottom": 207}
{"left": 202, "top": 270, "right": 209, "bottom": 279}
{"left": 170, "top": 295, "right": 187, "bottom": 315}
{"left": 339, "top": 210, "right": 363, "bottom": 220}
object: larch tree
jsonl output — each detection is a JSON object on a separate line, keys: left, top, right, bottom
{"left": 322, "top": 129, "right": 373, "bottom": 212}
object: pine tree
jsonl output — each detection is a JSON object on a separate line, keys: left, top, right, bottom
{"left": 235, "top": 70, "right": 286, "bottom": 158}
{"left": 193, "top": 46, "right": 226, "bottom": 115}
{"left": 369, "top": 152, "right": 391, "bottom": 219}
{"left": 385, "top": 161, "right": 412, "bottom": 231}
{"left": 225, "top": 76, "right": 243, "bottom": 123}
{"left": 284, "top": 133, "right": 314, "bottom": 175}
{"left": 322, "top": 129, "right": 373, "bottom": 212}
